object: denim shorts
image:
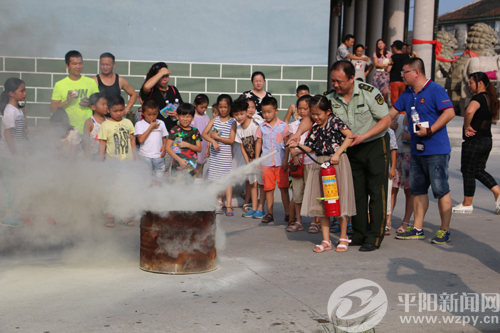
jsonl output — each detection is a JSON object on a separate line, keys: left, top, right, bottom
{"left": 141, "top": 156, "right": 166, "bottom": 183}
{"left": 410, "top": 153, "right": 450, "bottom": 199}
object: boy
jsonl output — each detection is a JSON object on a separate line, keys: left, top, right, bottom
{"left": 165, "top": 103, "right": 202, "bottom": 180}
{"left": 255, "top": 96, "right": 290, "bottom": 223}
{"left": 233, "top": 99, "right": 265, "bottom": 219}
{"left": 386, "top": 40, "right": 410, "bottom": 105}
{"left": 284, "top": 85, "right": 309, "bottom": 123}
{"left": 83, "top": 93, "right": 107, "bottom": 161}
{"left": 98, "top": 96, "right": 136, "bottom": 162}
{"left": 135, "top": 100, "right": 168, "bottom": 186}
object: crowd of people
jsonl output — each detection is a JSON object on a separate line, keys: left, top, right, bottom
{"left": 1, "top": 47, "right": 499, "bottom": 253}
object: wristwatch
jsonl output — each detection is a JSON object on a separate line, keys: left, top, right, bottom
{"left": 426, "top": 127, "right": 433, "bottom": 137}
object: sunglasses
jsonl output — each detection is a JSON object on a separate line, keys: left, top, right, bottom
{"left": 152, "top": 62, "right": 167, "bottom": 70}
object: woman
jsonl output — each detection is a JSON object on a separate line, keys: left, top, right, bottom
{"left": 241, "top": 71, "right": 272, "bottom": 116}
{"left": 372, "top": 39, "right": 392, "bottom": 103}
{"left": 453, "top": 72, "right": 500, "bottom": 214}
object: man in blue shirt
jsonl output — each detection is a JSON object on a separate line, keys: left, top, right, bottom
{"left": 390, "top": 58, "right": 455, "bottom": 244}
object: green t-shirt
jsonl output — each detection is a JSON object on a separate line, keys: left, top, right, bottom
{"left": 98, "top": 119, "right": 135, "bottom": 161}
{"left": 51, "top": 76, "right": 99, "bottom": 133}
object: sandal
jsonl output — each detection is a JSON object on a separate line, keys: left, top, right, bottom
{"left": 262, "top": 213, "right": 274, "bottom": 223}
{"left": 286, "top": 221, "right": 304, "bottom": 232}
{"left": 330, "top": 221, "right": 340, "bottom": 233}
{"left": 336, "top": 238, "right": 352, "bottom": 252}
{"left": 243, "top": 204, "right": 252, "bottom": 213}
{"left": 123, "top": 218, "right": 134, "bottom": 226}
{"left": 215, "top": 200, "right": 224, "bottom": 214}
{"left": 284, "top": 215, "right": 290, "bottom": 223}
{"left": 313, "top": 240, "right": 332, "bottom": 253}
{"left": 308, "top": 222, "right": 320, "bottom": 234}
{"left": 385, "top": 226, "right": 391, "bottom": 235}
{"left": 397, "top": 221, "right": 409, "bottom": 233}
{"left": 346, "top": 223, "right": 353, "bottom": 235}
{"left": 225, "top": 207, "right": 234, "bottom": 217}
{"left": 105, "top": 217, "right": 115, "bottom": 228}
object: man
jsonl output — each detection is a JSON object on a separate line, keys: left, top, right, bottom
{"left": 291, "top": 61, "right": 391, "bottom": 252}
{"left": 392, "top": 58, "right": 455, "bottom": 244}
{"left": 336, "top": 34, "right": 371, "bottom": 62}
{"left": 92, "top": 53, "right": 137, "bottom": 115}
{"left": 51, "top": 50, "right": 99, "bottom": 133}
{"left": 386, "top": 40, "right": 409, "bottom": 105}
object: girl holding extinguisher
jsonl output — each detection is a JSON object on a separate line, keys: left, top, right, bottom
{"left": 288, "top": 95, "right": 356, "bottom": 253}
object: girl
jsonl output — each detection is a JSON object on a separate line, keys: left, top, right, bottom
{"left": 83, "top": 92, "right": 108, "bottom": 161}
{"left": 241, "top": 71, "right": 273, "bottom": 116}
{"left": 453, "top": 72, "right": 500, "bottom": 214}
{"left": 245, "top": 98, "right": 263, "bottom": 123}
{"left": 372, "top": 39, "right": 392, "bottom": 103}
{"left": 191, "top": 94, "right": 210, "bottom": 178}
{"left": 289, "top": 95, "right": 356, "bottom": 253}
{"left": 50, "top": 108, "right": 83, "bottom": 162}
{"left": 202, "top": 94, "right": 237, "bottom": 216}
{"left": 0, "top": 78, "right": 28, "bottom": 227}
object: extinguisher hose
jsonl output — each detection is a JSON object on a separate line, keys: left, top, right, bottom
{"left": 283, "top": 144, "right": 326, "bottom": 166}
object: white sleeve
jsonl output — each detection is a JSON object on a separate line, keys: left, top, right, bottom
{"left": 68, "top": 129, "right": 82, "bottom": 145}
{"left": 235, "top": 129, "right": 242, "bottom": 143}
{"left": 134, "top": 121, "right": 146, "bottom": 136}
{"left": 2, "top": 105, "right": 17, "bottom": 129}
{"left": 160, "top": 122, "right": 168, "bottom": 137}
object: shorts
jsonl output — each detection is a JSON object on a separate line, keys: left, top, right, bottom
{"left": 247, "top": 171, "right": 263, "bottom": 185}
{"left": 292, "top": 163, "right": 313, "bottom": 203}
{"left": 164, "top": 154, "right": 173, "bottom": 171}
{"left": 410, "top": 153, "right": 450, "bottom": 199}
{"left": 262, "top": 166, "right": 288, "bottom": 191}
{"left": 393, "top": 153, "right": 411, "bottom": 189}
{"left": 141, "top": 156, "right": 166, "bottom": 183}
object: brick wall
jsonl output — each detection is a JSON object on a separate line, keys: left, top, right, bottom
{"left": 0, "top": 56, "right": 328, "bottom": 127}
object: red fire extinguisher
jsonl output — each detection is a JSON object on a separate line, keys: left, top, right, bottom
{"left": 318, "top": 164, "right": 341, "bottom": 217}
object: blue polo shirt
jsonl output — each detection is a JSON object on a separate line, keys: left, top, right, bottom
{"left": 394, "top": 80, "right": 453, "bottom": 156}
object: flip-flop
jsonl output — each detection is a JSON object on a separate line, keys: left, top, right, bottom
{"left": 225, "top": 207, "right": 234, "bottom": 217}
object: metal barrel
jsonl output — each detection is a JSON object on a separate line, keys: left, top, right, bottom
{"left": 140, "top": 211, "right": 217, "bottom": 274}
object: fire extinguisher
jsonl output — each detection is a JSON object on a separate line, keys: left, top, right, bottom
{"left": 318, "top": 163, "right": 341, "bottom": 217}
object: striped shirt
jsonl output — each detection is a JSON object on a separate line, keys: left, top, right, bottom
{"left": 208, "top": 116, "right": 236, "bottom": 181}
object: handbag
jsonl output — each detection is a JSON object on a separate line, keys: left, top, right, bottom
{"left": 289, "top": 153, "right": 305, "bottom": 179}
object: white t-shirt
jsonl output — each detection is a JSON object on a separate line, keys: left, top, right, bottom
{"left": 290, "top": 119, "right": 315, "bottom": 165}
{"left": 0, "top": 104, "right": 27, "bottom": 158}
{"left": 134, "top": 119, "right": 168, "bottom": 158}
{"left": 235, "top": 119, "right": 261, "bottom": 161}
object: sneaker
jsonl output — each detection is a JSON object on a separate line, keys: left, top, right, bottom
{"left": 431, "top": 229, "right": 451, "bottom": 244}
{"left": 252, "top": 210, "right": 265, "bottom": 219}
{"left": 395, "top": 226, "right": 425, "bottom": 240}
{"left": 495, "top": 197, "right": 500, "bottom": 215}
{"left": 452, "top": 203, "right": 473, "bottom": 214}
{"left": 242, "top": 209, "right": 257, "bottom": 218}
{"left": 0, "top": 219, "right": 25, "bottom": 227}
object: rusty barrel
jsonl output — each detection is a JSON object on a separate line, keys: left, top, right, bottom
{"left": 140, "top": 210, "right": 217, "bottom": 274}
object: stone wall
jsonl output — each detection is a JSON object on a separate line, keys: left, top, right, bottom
{"left": 0, "top": 56, "right": 328, "bottom": 127}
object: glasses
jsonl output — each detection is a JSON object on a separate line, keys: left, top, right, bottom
{"left": 401, "top": 69, "right": 415, "bottom": 76}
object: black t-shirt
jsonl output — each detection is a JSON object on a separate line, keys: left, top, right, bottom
{"left": 390, "top": 54, "right": 410, "bottom": 82}
{"left": 463, "top": 92, "right": 493, "bottom": 140}
{"left": 97, "top": 74, "right": 121, "bottom": 98}
{"left": 141, "top": 85, "right": 183, "bottom": 131}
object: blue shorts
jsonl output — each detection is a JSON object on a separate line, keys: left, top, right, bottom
{"left": 410, "top": 154, "right": 450, "bottom": 199}
{"left": 141, "top": 156, "right": 166, "bottom": 183}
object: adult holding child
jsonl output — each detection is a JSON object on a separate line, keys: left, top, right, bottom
{"left": 50, "top": 50, "right": 100, "bottom": 134}
{"left": 241, "top": 71, "right": 273, "bottom": 117}
{"left": 92, "top": 52, "right": 137, "bottom": 115}
{"left": 452, "top": 72, "right": 500, "bottom": 214}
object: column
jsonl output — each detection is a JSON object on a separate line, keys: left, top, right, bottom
{"left": 343, "top": 0, "right": 356, "bottom": 37}
{"left": 412, "top": 0, "right": 436, "bottom": 78}
{"left": 385, "top": 0, "right": 405, "bottom": 45}
{"left": 366, "top": 0, "right": 385, "bottom": 83}
{"left": 328, "top": 7, "right": 341, "bottom": 89}
{"left": 354, "top": 0, "right": 368, "bottom": 46}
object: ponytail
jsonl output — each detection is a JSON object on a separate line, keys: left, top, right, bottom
{"left": 0, "top": 77, "right": 24, "bottom": 115}
{"left": 469, "top": 72, "right": 499, "bottom": 121}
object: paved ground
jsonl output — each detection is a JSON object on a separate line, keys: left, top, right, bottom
{"left": 1, "top": 122, "right": 500, "bottom": 332}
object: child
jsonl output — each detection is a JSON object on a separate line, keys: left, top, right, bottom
{"left": 50, "top": 108, "right": 83, "bottom": 162}
{"left": 385, "top": 127, "right": 398, "bottom": 235}
{"left": 191, "top": 94, "right": 210, "bottom": 178}
{"left": 285, "top": 94, "right": 319, "bottom": 232}
{"left": 135, "top": 100, "right": 168, "bottom": 186}
{"left": 246, "top": 99, "right": 263, "bottom": 123}
{"left": 98, "top": 95, "right": 137, "bottom": 162}
{"left": 83, "top": 93, "right": 107, "bottom": 161}
{"left": 255, "top": 96, "right": 290, "bottom": 223}
{"left": 211, "top": 103, "right": 219, "bottom": 118}
{"left": 0, "top": 78, "right": 28, "bottom": 227}
{"left": 166, "top": 103, "right": 202, "bottom": 180}
{"left": 289, "top": 95, "right": 356, "bottom": 253}
{"left": 284, "top": 85, "right": 310, "bottom": 123}
{"left": 202, "top": 95, "right": 237, "bottom": 215}
{"left": 233, "top": 99, "right": 265, "bottom": 218}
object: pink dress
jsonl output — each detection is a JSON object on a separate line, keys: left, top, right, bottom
{"left": 191, "top": 113, "right": 210, "bottom": 164}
